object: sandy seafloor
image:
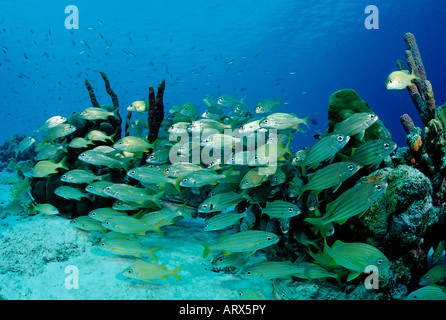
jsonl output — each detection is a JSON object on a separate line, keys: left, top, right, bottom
{"left": 0, "top": 170, "right": 281, "bottom": 300}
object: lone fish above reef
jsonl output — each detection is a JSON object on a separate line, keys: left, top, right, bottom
{"left": 385, "top": 68, "right": 420, "bottom": 90}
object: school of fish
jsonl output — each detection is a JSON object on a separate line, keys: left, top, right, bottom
{"left": 9, "top": 88, "right": 446, "bottom": 300}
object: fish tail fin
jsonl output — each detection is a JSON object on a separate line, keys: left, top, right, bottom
{"left": 59, "top": 156, "right": 70, "bottom": 171}
{"left": 153, "top": 191, "right": 165, "bottom": 208}
{"left": 283, "top": 133, "right": 294, "bottom": 157}
{"left": 277, "top": 94, "right": 284, "bottom": 107}
{"left": 100, "top": 173, "right": 112, "bottom": 181}
{"left": 172, "top": 177, "right": 183, "bottom": 195}
{"left": 240, "top": 189, "right": 253, "bottom": 202}
{"left": 303, "top": 113, "right": 311, "bottom": 128}
{"left": 410, "top": 67, "right": 421, "bottom": 80}
{"left": 86, "top": 193, "right": 95, "bottom": 202}
{"left": 171, "top": 264, "right": 183, "bottom": 281}
{"left": 152, "top": 221, "right": 164, "bottom": 236}
{"left": 197, "top": 241, "right": 212, "bottom": 258}
{"left": 223, "top": 166, "right": 235, "bottom": 183}
{"left": 112, "top": 108, "right": 120, "bottom": 119}
{"left": 147, "top": 246, "right": 162, "bottom": 262}
{"left": 304, "top": 217, "right": 323, "bottom": 235}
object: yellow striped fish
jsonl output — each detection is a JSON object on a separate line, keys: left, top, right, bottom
{"left": 70, "top": 216, "right": 108, "bottom": 232}
{"left": 85, "top": 181, "right": 114, "bottom": 197}
{"left": 272, "top": 279, "right": 294, "bottom": 300}
{"left": 145, "top": 148, "right": 170, "bottom": 164}
{"left": 103, "top": 183, "right": 164, "bottom": 207}
{"left": 303, "top": 134, "right": 350, "bottom": 172}
{"left": 102, "top": 215, "right": 157, "bottom": 235}
{"left": 122, "top": 261, "right": 182, "bottom": 282}
{"left": 113, "top": 136, "right": 155, "bottom": 153}
{"left": 243, "top": 261, "right": 304, "bottom": 279}
{"left": 198, "top": 190, "right": 251, "bottom": 213}
{"left": 331, "top": 112, "right": 378, "bottom": 139}
{"left": 43, "top": 123, "right": 77, "bottom": 141}
{"left": 78, "top": 150, "right": 128, "bottom": 169}
{"left": 54, "top": 185, "right": 93, "bottom": 201}
{"left": 349, "top": 139, "right": 397, "bottom": 168}
{"left": 127, "top": 166, "right": 181, "bottom": 193}
{"left": 179, "top": 168, "right": 233, "bottom": 188}
{"left": 99, "top": 238, "right": 161, "bottom": 261}
{"left": 61, "top": 169, "right": 108, "bottom": 184}
{"left": 305, "top": 180, "right": 387, "bottom": 237}
{"left": 405, "top": 285, "right": 446, "bottom": 300}
{"left": 198, "top": 230, "right": 279, "bottom": 258}
{"left": 211, "top": 252, "right": 253, "bottom": 269}
{"left": 139, "top": 209, "right": 183, "bottom": 235}
{"left": 294, "top": 262, "right": 343, "bottom": 283}
{"left": 188, "top": 118, "right": 232, "bottom": 132}
{"left": 259, "top": 112, "right": 309, "bottom": 131}
{"left": 204, "top": 211, "right": 246, "bottom": 231}
{"left": 324, "top": 239, "right": 391, "bottom": 281}
{"left": 300, "top": 162, "right": 361, "bottom": 195}
{"left": 261, "top": 200, "right": 301, "bottom": 219}
{"left": 239, "top": 167, "right": 269, "bottom": 189}
{"left": 88, "top": 207, "right": 127, "bottom": 222}
{"left": 164, "top": 162, "right": 205, "bottom": 178}
{"left": 236, "top": 288, "right": 265, "bottom": 300}
{"left": 418, "top": 265, "right": 446, "bottom": 286}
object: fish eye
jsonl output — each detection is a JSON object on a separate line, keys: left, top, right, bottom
{"left": 267, "top": 236, "right": 273, "bottom": 241}
{"left": 246, "top": 271, "right": 251, "bottom": 275}
{"left": 100, "top": 242, "right": 105, "bottom": 246}
{"left": 218, "top": 258, "right": 223, "bottom": 262}
{"left": 388, "top": 80, "right": 393, "bottom": 83}
{"left": 182, "top": 178, "right": 188, "bottom": 183}
{"left": 127, "top": 269, "right": 133, "bottom": 274}
{"left": 384, "top": 143, "right": 390, "bottom": 149}
{"left": 288, "top": 207, "right": 294, "bottom": 212}
{"left": 425, "top": 275, "right": 430, "bottom": 280}
{"left": 370, "top": 114, "right": 375, "bottom": 118}
{"left": 376, "top": 185, "right": 382, "bottom": 191}
{"left": 347, "top": 165, "right": 354, "bottom": 170}
{"left": 105, "top": 187, "right": 111, "bottom": 191}
{"left": 336, "top": 135, "right": 344, "bottom": 141}
{"left": 202, "top": 204, "right": 207, "bottom": 208}
{"left": 376, "top": 259, "right": 383, "bottom": 265}
{"left": 254, "top": 156, "right": 258, "bottom": 160}
{"left": 244, "top": 180, "right": 249, "bottom": 184}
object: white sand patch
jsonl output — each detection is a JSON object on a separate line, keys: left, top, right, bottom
{"left": 0, "top": 212, "right": 274, "bottom": 300}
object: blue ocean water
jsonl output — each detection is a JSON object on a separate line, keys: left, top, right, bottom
{"left": 0, "top": 0, "right": 445, "bottom": 150}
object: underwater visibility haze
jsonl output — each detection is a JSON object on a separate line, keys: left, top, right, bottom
{"left": 0, "top": 0, "right": 446, "bottom": 301}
